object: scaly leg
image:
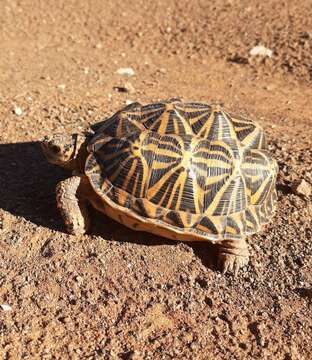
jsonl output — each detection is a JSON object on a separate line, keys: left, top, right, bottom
{"left": 217, "top": 237, "right": 249, "bottom": 275}
{"left": 56, "top": 176, "right": 90, "bottom": 235}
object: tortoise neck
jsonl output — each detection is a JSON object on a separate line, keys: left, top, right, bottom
{"left": 63, "top": 134, "right": 88, "bottom": 172}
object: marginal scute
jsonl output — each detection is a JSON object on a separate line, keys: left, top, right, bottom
{"left": 85, "top": 99, "right": 278, "bottom": 240}
{"left": 196, "top": 215, "right": 219, "bottom": 234}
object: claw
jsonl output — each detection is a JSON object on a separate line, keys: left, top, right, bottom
{"left": 218, "top": 253, "right": 249, "bottom": 275}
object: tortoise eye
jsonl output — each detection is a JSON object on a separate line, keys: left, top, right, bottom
{"left": 52, "top": 145, "right": 61, "bottom": 153}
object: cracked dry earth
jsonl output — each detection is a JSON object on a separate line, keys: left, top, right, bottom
{"left": 0, "top": 0, "right": 312, "bottom": 359}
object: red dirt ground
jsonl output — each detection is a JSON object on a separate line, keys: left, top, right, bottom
{"left": 0, "top": 1, "right": 311, "bottom": 359}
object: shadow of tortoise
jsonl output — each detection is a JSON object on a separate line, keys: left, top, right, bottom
{"left": 0, "top": 141, "right": 217, "bottom": 270}
{"left": 92, "top": 213, "right": 218, "bottom": 271}
{"left": 0, "top": 141, "right": 66, "bottom": 230}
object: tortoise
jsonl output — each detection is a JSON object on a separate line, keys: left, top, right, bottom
{"left": 41, "top": 99, "right": 278, "bottom": 273}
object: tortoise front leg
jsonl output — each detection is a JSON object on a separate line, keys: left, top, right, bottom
{"left": 56, "top": 176, "right": 90, "bottom": 235}
{"left": 217, "top": 237, "right": 249, "bottom": 275}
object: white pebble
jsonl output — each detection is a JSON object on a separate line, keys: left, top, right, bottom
{"left": 1, "top": 304, "right": 12, "bottom": 311}
{"left": 13, "top": 106, "right": 23, "bottom": 116}
{"left": 249, "top": 45, "right": 273, "bottom": 58}
{"left": 75, "top": 275, "right": 83, "bottom": 284}
{"left": 125, "top": 99, "right": 134, "bottom": 105}
{"left": 58, "top": 84, "right": 66, "bottom": 90}
{"left": 116, "top": 67, "right": 135, "bottom": 76}
{"left": 293, "top": 179, "right": 312, "bottom": 197}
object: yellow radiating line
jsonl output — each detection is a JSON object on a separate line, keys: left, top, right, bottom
{"left": 141, "top": 109, "right": 164, "bottom": 126}
{"left": 155, "top": 147, "right": 181, "bottom": 159}
{"left": 157, "top": 141, "right": 182, "bottom": 154}
{"left": 192, "top": 174, "right": 203, "bottom": 213}
{"left": 108, "top": 155, "right": 132, "bottom": 183}
{"left": 116, "top": 115, "right": 146, "bottom": 135}
{"left": 139, "top": 153, "right": 151, "bottom": 197}
{"left": 205, "top": 171, "right": 235, "bottom": 215}
{"left": 240, "top": 166, "right": 250, "bottom": 205}
{"left": 198, "top": 140, "right": 234, "bottom": 159}
{"left": 157, "top": 107, "right": 170, "bottom": 133}
{"left": 194, "top": 149, "right": 232, "bottom": 162}
{"left": 143, "top": 141, "right": 158, "bottom": 155}
{"left": 235, "top": 125, "right": 255, "bottom": 132}
{"left": 251, "top": 176, "right": 271, "bottom": 204}
{"left": 138, "top": 156, "right": 151, "bottom": 198}
{"left": 148, "top": 162, "right": 181, "bottom": 197}
{"left": 203, "top": 173, "right": 230, "bottom": 186}
{"left": 152, "top": 161, "right": 179, "bottom": 170}
{"left": 243, "top": 163, "right": 269, "bottom": 172}
{"left": 157, "top": 146, "right": 182, "bottom": 157}
{"left": 194, "top": 158, "right": 233, "bottom": 170}
{"left": 173, "top": 115, "right": 179, "bottom": 134}
{"left": 220, "top": 110, "right": 237, "bottom": 139}
{"left": 224, "top": 178, "right": 235, "bottom": 216}
{"left": 229, "top": 176, "right": 241, "bottom": 214}
{"left": 249, "top": 206, "right": 260, "bottom": 226}
{"left": 116, "top": 118, "right": 123, "bottom": 136}
{"left": 167, "top": 172, "right": 183, "bottom": 209}
{"left": 119, "top": 157, "right": 138, "bottom": 189}
{"left": 198, "top": 111, "right": 216, "bottom": 138}
{"left": 231, "top": 116, "right": 253, "bottom": 125}
{"left": 159, "top": 133, "right": 184, "bottom": 145}
{"left": 188, "top": 111, "right": 211, "bottom": 125}
{"left": 239, "top": 128, "right": 260, "bottom": 146}
{"left": 252, "top": 173, "right": 267, "bottom": 182}
{"left": 157, "top": 182, "right": 172, "bottom": 206}
{"left": 174, "top": 109, "right": 194, "bottom": 134}
{"left": 133, "top": 169, "right": 142, "bottom": 197}
{"left": 101, "top": 148, "right": 130, "bottom": 161}
{"left": 141, "top": 108, "right": 164, "bottom": 117}
{"left": 178, "top": 106, "right": 211, "bottom": 115}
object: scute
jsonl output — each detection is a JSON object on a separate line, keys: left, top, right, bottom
{"left": 85, "top": 99, "right": 278, "bottom": 240}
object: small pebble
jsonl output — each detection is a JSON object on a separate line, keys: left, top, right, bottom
{"left": 249, "top": 45, "right": 273, "bottom": 58}
{"left": 113, "top": 86, "right": 128, "bottom": 93}
{"left": 292, "top": 179, "right": 312, "bottom": 197}
{"left": 57, "top": 84, "right": 66, "bottom": 90}
{"left": 13, "top": 106, "right": 23, "bottom": 116}
{"left": 125, "top": 99, "right": 134, "bottom": 105}
{"left": 116, "top": 67, "right": 135, "bottom": 76}
{"left": 75, "top": 276, "right": 83, "bottom": 285}
{"left": 1, "top": 304, "right": 12, "bottom": 312}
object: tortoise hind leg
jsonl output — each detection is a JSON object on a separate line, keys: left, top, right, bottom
{"left": 56, "top": 176, "right": 90, "bottom": 235}
{"left": 217, "top": 238, "right": 249, "bottom": 275}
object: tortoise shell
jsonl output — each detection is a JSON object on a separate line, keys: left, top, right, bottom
{"left": 84, "top": 99, "right": 277, "bottom": 242}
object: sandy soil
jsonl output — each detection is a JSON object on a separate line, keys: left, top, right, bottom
{"left": 0, "top": 0, "right": 312, "bottom": 359}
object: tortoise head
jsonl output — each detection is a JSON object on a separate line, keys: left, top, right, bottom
{"left": 41, "top": 133, "right": 86, "bottom": 169}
